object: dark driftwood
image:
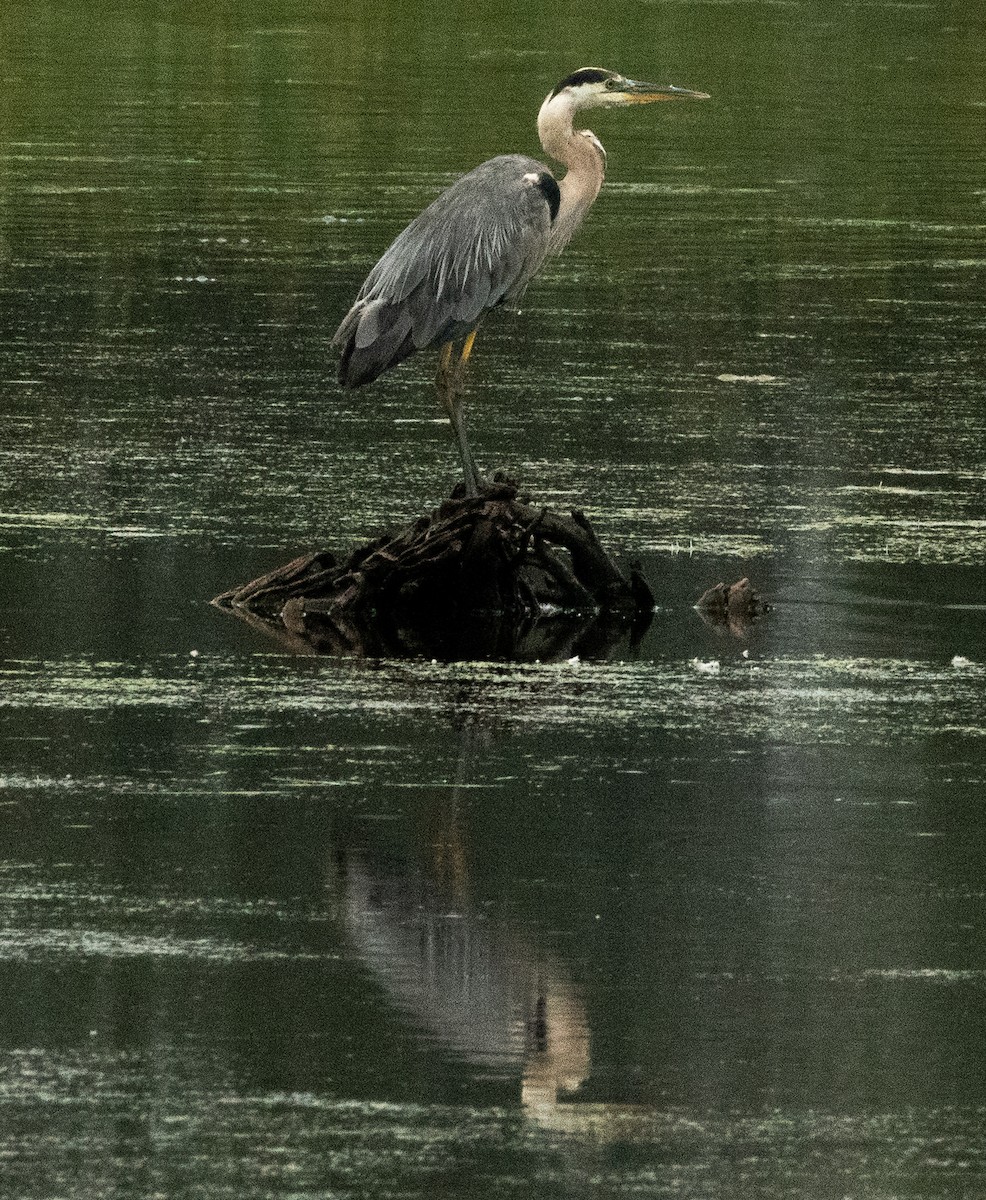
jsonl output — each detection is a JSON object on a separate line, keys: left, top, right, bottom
{"left": 212, "top": 476, "right": 656, "bottom": 659}
{"left": 695, "top": 577, "right": 763, "bottom": 618}
{"left": 694, "top": 576, "right": 768, "bottom": 638}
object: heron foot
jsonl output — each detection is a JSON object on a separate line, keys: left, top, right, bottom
{"left": 449, "top": 472, "right": 494, "bottom": 500}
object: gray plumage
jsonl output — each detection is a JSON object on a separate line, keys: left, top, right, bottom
{"left": 330, "top": 68, "right": 709, "bottom": 497}
{"left": 334, "top": 155, "right": 555, "bottom": 388}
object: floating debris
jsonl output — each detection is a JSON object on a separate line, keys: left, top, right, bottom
{"left": 716, "top": 373, "right": 781, "bottom": 384}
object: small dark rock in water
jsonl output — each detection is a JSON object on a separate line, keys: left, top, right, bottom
{"left": 212, "top": 475, "right": 654, "bottom": 660}
{"left": 695, "top": 577, "right": 767, "bottom": 638}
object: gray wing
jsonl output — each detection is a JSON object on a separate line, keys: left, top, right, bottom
{"left": 333, "top": 154, "right": 559, "bottom": 388}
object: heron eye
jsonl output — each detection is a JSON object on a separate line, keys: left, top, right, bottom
{"left": 605, "top": 78, "right": 617, "bottom": 89}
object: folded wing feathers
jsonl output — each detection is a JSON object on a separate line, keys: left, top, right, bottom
{"left": 334, "top": 156, "right": 554, "bottom": 388}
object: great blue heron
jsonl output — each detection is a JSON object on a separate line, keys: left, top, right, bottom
{"left": 333, "top": 67, "right": 709, "bottom": 497}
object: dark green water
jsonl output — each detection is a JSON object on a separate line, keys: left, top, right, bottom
{"left": 2, "top": 2, "right": 985, "bottom": 1197}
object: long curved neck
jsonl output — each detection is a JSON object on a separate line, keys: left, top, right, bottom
{"left": 537, "top": 92, "right": 605, "bottom": 253}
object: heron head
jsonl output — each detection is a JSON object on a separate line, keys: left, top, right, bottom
{"left": 550, "top": 67, "right": 710, "bottom": 109}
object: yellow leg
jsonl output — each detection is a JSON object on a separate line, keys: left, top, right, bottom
{"left": 435, "top": 338, "right": 480, "bottom": 497}
{"left": 459, "top": 327, "right": 478, "bottom": 368}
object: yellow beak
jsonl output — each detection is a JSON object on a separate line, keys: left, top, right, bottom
{"left": 620, "top": 79, "right": 710, "bottom": 103}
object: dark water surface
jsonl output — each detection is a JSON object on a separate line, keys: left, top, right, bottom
{"left": 2, "top": 2, "right": 986, "bottom": 1197}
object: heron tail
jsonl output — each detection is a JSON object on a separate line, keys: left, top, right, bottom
{"left": 333, "top": 298, "right": 417, "bottom": 389}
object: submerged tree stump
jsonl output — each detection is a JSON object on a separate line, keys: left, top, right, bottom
{"left": 213, "top": 475, "right": 656, "bottom": 659}
{"left": 694, "top": 577, "right": 768, "bottom": 639}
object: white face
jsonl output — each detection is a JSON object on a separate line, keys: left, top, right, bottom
{"left": 565, "top": 73, "right": 632, "bottom": 110}
{"left": 549, "top": 67, "right": 707, "bottom": 110}
{"left": 550, "top": 69, "right": 630, "bottom": 111}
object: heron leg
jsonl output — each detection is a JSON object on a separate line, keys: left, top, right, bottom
{"left": 458, "top": 328, "right": 478, "bottom": 369}
{"left": 436, "top": 332, "right": 481, "bottom": 498}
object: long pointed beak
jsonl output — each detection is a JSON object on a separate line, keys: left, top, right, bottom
{"left": 620, "top": 78, "right": 710, "bottom": 103}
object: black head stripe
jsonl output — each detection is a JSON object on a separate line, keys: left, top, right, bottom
{"left": 551, "top": 67, "right": 613, "bottom": 96}
{"left": 535, "top": 171, "right": 561, "bottom": 222}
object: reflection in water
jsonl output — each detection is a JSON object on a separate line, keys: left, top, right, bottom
{"left": 217, "top": 595, "right": 652, "bottom": 662}
{"left": 335, "top": 851, "right": 593, "bottom": 1122}
{"left": 332, "top": 720, "right": 596, "bottom": 1131}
